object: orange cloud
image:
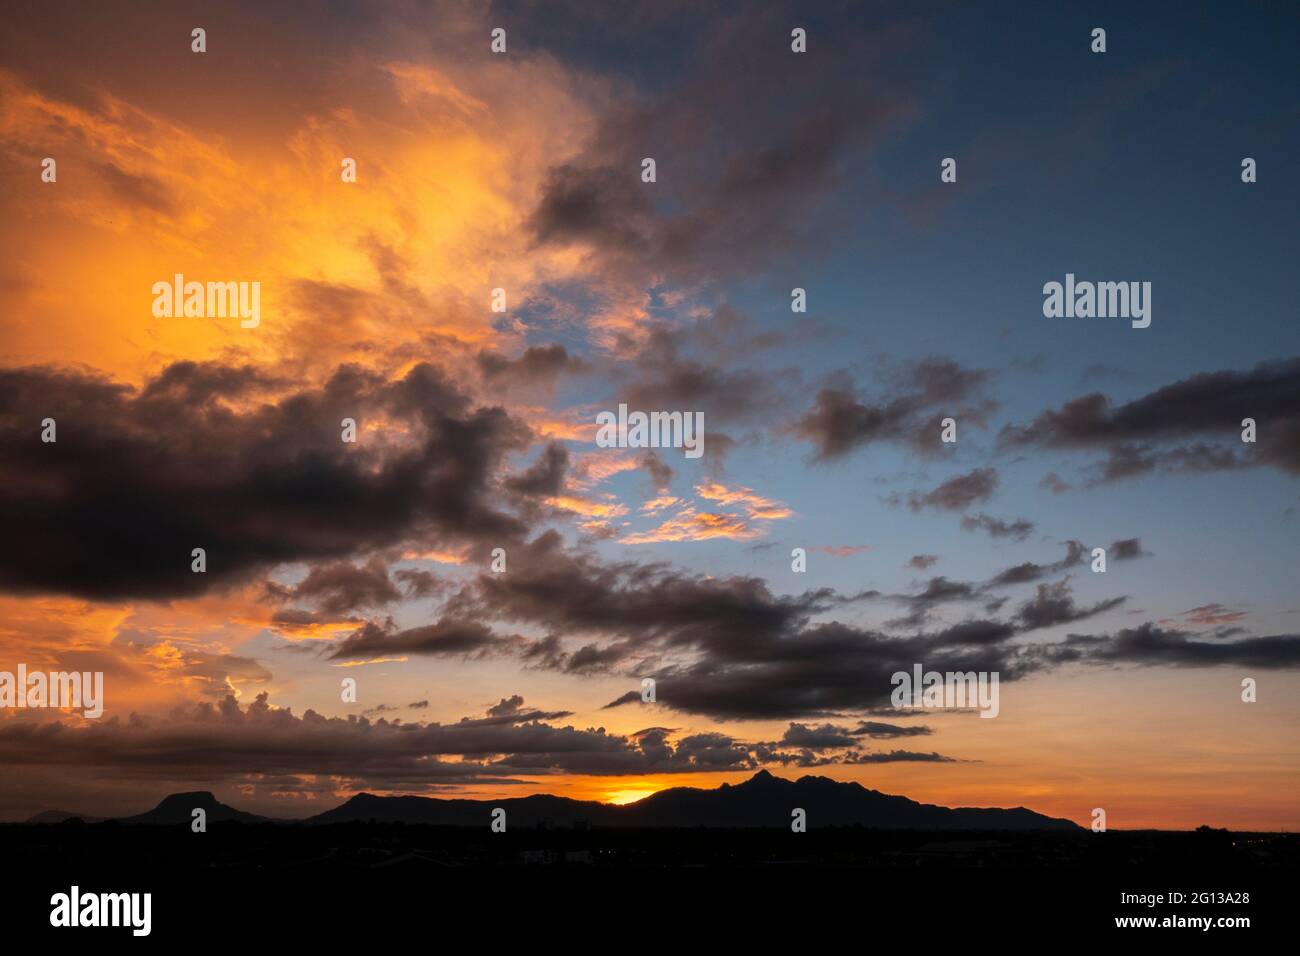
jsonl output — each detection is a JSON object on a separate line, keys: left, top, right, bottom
{"left": 545, "top": 495, "right": 629, "bottom": 519}
{"left": 694, "top": 480, "right": 793, "bottom": 520}
{"left": 0, "top": 46, "right": 605, "bottom": 384}
{"left": 331, "top": 657, "right": 408, "bottom": 668}
{"left": 620, "top": 508, "right": 762, "bottom": 544}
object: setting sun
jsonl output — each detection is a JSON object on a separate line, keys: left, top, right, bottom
{"left": 604, "top": 787, "right": 660, "bottom": 806}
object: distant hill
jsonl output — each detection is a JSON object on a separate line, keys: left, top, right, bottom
{"left": 308, "top": 791, "right": 609, "bottom": 827}
{"left": 614, "top": 770, "right": 1081, "bottom": 830}
{"left": 25, "top": 809, "right": 106, "bottom": 824}
{"left": 305, "top": 770, "right": 1082, "bottom": 830}
{"left": 118, "top": 791, "right": 268, "bottom": 825}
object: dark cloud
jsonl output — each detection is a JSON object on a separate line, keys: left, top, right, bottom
{"left": 0, "top": 361, "right": 533, "bottom": 600}
{"left": 328, "top": 619, "right": 512, "bottom": 660}
{"left": 795, "top": 359, "right": 995, "bottom": 461}
{"left": 988, "top": 541, "right": 1087, "bottom": 587}
{"left": 1014, "top": 579, "right": 1126, "bottom": 631}
{"left": 1109, "top": 537, "right": 1147, "bottom": 561}
{"left": 471, "top": 697, "right": 574, "bottom": 724}
{"left": 638, "top": 450, "right": 674, "bottom": 491}
{"left": 889, "top": 576, "right": 981, "bottom": 627}
{"left": 526, "top": 9, "right": 913, "bottom": 288}
{"left": 392, "top": 568, "right": 445, "bottom": 599}
{"left": 843, "top": 750, "right": 958, "bottom": 764}
{"left": 629, "top": 619, "right": 1037, "bottom": 720}
{"left": 904, "top": 468, "right": 999, "bottom": 512}
{"left": 530, "top": 162, "right": 656, "bottom": 258}
{"left": 265, "top": 557, "right": 401, "bottom": 614}
{"left": 796, "top": 387, "right": 898, "bottom": 460}
{"left": 505, "top": 442, "right": 569, "bottom": 497}
{"left": 3, "top": 683, "right": 975, "bottom": 794}
{"left": 477, "top": 345, "right": 588, "bottom": 387}
{"left": 454, "top": 529, "right": 841, "bottom": 655}
{"left": 929, "top": 619, "right": 1017, "bottom": 645}
{"left": 985, "top": 538, "right": 1146, "bottom": 589}
{"left": 332, "top": 533, "right": 1019, "bottom": 720}
{"left": 960, "top": 513, "right": 1035, "bottom": 540}
{"left": 1000, "top": 359, "right": 1300, "bottom": 477}
{"left": 487, "top": 695, "right": 526, "bottom": 717}
{"left": 1089, "top": 442, "right": 1247, "bottom": 483}
{"left": 754, "top": 720, "right": 958, "bottom": 767}
{"left": 1047, "top": 623, "right": 1300, "bottom": 669}
{"left": 0, "top": 692, "right": 760, "bottom": 789}
{"left": 907, "top": 554, "right": 940, "bottom": 570}
{"left": 369, "top": 521, "right": 1170, "bottom": 721}
{"left": 780, "top": 722, "right": 858, "bottom": 749}
{"left": 426, "top": 535, "right": 1195, "bottom": 720}
{"left": 752, "top": 747, "right": 850, "bottom": 768}
{"left": 316, "top": 530, "right": 1151, "bottom": 720}
{"left": 852, "top": 721, "right": 934, "bottom": 739}
{"left": 601, "top": 691, "right": 643, "bottom": 710}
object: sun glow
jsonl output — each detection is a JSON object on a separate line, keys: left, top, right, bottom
{"left": 605, "top": 787, "right": 659, "bottom": 806}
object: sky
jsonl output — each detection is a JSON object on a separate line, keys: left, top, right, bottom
{"left": 0, "top": 0, "right": 1297, "bottom": 828}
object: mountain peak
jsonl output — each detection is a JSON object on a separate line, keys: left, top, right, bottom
{"left": 157, "top": 790, "right": 219, "bottom": 805}
{"left": 121, "top": 790, "right": 267, "bottom": 824}
{"left": 25, "top": 809, "right": 105, "bottom": 824}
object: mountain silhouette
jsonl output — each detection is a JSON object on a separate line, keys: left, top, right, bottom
{"left": 25, "top": 809, "right": 106, "bottom": 824}
{"left": 305, "top": 771, "right": 1081, "bottom": 830}
{"left": 308, "top": 791, "right": 609, "bottom": 827}
{"left": 118, "top": 791, "right": 268, "bottom": 825}
{"left": 30, "top": 774, "right": 1081, "bottom": 829}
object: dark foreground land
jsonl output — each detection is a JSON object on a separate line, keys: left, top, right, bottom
{"left": 3, "top": 821, "right": 1293, "bottom": 939}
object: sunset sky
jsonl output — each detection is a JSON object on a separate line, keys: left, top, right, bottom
{"left": 1, "top": 0, "right": 1297, "bottom": 829}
